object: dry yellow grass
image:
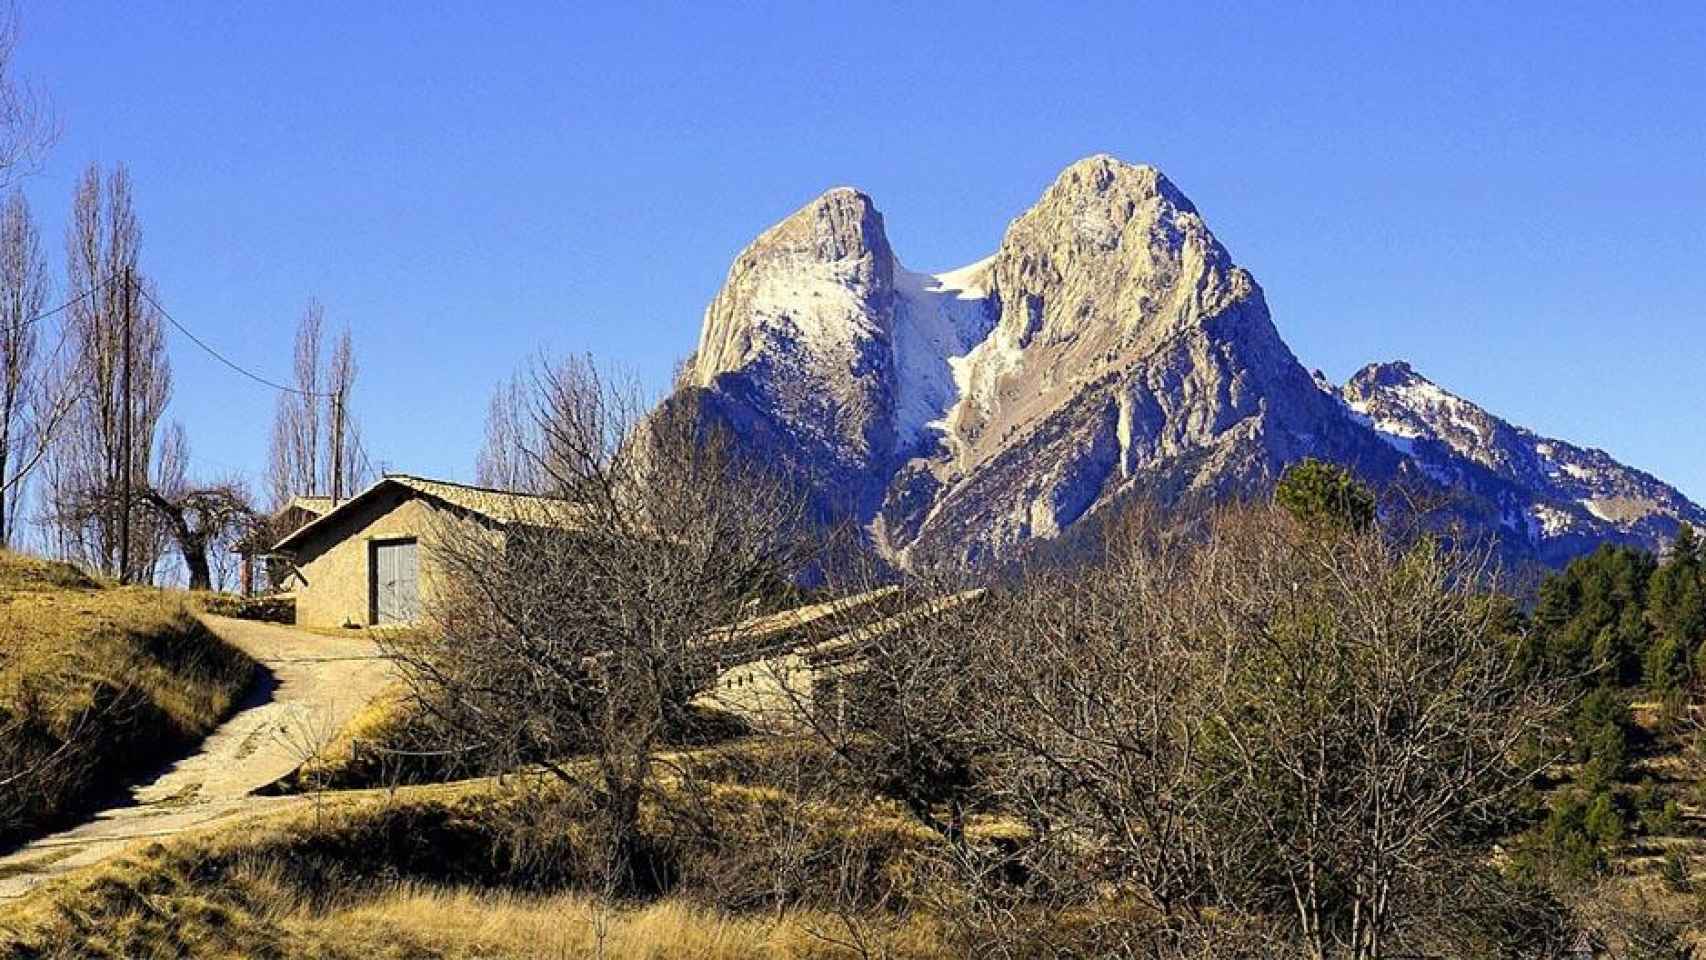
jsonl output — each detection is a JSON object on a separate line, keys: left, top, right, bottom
{"left": 276, "top": 679, "right": 477, "bottom": 791}
{"left": 292, "top": 681, "right": 414, "bottom": 783}
{"left": 274, "top": 883, "right": 944, "bottom": 960}
{"left": 291, "top": 679, "right": 757, "bottom": 793}
{"left": 0, "top": 769, "right": 953, "bottom": 959}
{"left": 0, "top": 551, "right": 257, "bottom": 846}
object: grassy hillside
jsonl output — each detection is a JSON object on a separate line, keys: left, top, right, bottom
{"left": 1540, "top": 698, "right": 1706, "bottom": 949}
{"left": 0, "top": 771, "right": 952, "bottom": 959}
{"left": 0, "top": 552, "right": 257, "bottom": 848}
{"left": 5, "top": 734, "right": 1699, "bottom": 959}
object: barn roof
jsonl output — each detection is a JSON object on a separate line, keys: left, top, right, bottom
{"left": 287, "top": 495, "right": 336, "bottom": 518}
{"left": 270, "top": 474, "right": 581, "bottom": 553}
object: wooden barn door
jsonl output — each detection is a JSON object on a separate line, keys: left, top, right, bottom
{"left": 372, "top": 538, "right": 420, "bottom": 624}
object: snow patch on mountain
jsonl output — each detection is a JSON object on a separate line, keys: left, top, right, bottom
{"left": 752, "top": 255, "right": 882, "bottom": 359}
{"left": 1532, "top": 503, "right": 1578, "bottom": 538}
{"left": 1338, "top": 388, "right": 1419, "bottom": 454}
{"left": 930, "top": 255, "right": 996, "bottom": 299}
{"left": 891, "top": 259, "right": 997, "bottom": 452}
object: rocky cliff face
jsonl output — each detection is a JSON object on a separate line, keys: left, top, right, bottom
{"left": 679, "top": 155, "right": 1702, "bottom": 568}
{"left": 688, "top": 187, "right": 902, "bottom": 520}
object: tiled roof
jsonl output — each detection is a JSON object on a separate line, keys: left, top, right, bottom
{"left": 271, "top": 475, "right": 581, "bottom": 553}
{"left": 288, "top": 496, "right": 335, "bottom": 517}
{"left": 385, "top": 475, "right": 580, "bottom": 525}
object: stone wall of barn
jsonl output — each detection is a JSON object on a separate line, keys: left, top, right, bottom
{"left": 280, "top": 490, "right": 466, "bottom": 630}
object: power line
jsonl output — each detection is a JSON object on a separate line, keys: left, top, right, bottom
{"left": 353, "top": 434, "right": 381, "bottom": 481}
{"left": 2, "top": 273, "right": 117, "bottom": 337}
{"left": 138, "top": 285, "right": 385, "bottom": 486}
{"left": 137, "top": 286, "right": 336, "bottom": 398}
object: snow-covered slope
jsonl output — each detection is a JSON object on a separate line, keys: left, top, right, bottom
{"left": 678, "top": 156, "right": 1702, "bottom": 568}
{"left": 890, "top": 259, "right": 996, "bottom": 456}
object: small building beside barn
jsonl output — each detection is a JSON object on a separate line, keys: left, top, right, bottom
{"left": 268, "top": 475, "right": 568, "bottom": 630}
{"left": 697, "top": 588, "right": 986, "bottom": 732}
{"left": 235, "top": 495, "right": 335, "bottom": 596}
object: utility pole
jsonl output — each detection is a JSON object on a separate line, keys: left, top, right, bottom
{"left": 330, "top": 390, "right": 343, "bottom": 504}
{"left": 118, "top": 265, "right": 132, "bottom": 584}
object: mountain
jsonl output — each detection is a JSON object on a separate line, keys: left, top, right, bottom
{"left": 676, "top": 155, "right": 1703, "bottom": 568}
{"left": 1334, "top": 361, "right": 1706, "bottom": 563}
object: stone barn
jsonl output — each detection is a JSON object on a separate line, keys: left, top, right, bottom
{"left": 697, "top": 588, "right": 987, "bottom": 731}
{"left": 268, "top": 475, "right": 570, "bottom": 630}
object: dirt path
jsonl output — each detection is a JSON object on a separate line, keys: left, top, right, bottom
{"left": 0, "top": 615, "right": 394, "bottom": 901}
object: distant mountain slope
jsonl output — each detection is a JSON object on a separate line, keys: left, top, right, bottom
{"left": 1336, "top": 361, "right": 1706, "bottom": 562}
{"left": 675, "top": 155, "right": 1702, "bottom": 568}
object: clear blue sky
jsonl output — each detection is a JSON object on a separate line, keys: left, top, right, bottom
{"left": 16, "top": 2, "right": 1706, "bottom": 501}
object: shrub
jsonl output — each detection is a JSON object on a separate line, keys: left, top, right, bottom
{"left": 1583, "top": 791, "right": 1625, "bottom": 847}
{"left": 1643, "top": 635, "right": 1686, "bottom": 694}
{"left": 1662, "top": 849, "right": 1692, "bottom": 893}
{"left": 1636, "top": 783, "right": 1682, "bottom": 837}
{"left": 1526, "top": 794, "right": 1610, "bottom": 885}
{"left": 199, "top": 592, "right": 295, "bottom": 624}
{"left": 1573, "top": 687, "right": 1630, "bottom": 791}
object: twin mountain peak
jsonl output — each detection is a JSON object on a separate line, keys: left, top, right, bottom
{"left": 672, "top": 154, "right": 1703, "bottom": 568}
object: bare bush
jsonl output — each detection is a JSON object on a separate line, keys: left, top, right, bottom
{"left": 783, "top": 502, "right": 1571, "bottom": 959}
{"left": 386, "top": 353, "right": 828, "bottom": 891}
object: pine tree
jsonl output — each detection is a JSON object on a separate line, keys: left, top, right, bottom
{"left": 1532, "top": 545, "right": 1659, "bottom": 684}
{"left": 1273, "top": 458, "right": 1376, "bottom": 532}
{"left": 1648, "top": 525, "right": 1705, "bottom": 667}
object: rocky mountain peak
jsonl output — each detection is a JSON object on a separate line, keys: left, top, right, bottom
{"left": 672, "top": 158, "right": 1703, "bottom": 569}
{"left": 1044, "top": 153, "right": 1196, "bottom": 214}
{"left": 1348, "top": 360, "right": 1423, "bottom": 391}
{"left": 1338, "top": 360, "right": 1706, "bottom": 557}
{"left": 768, "top": 186, "right": 892, "bottom": 271}
{"left": 984, "top": 154, "right": 1252, "bottom": 351}
{"left": 934, "top": 155, "right": 1282, "bottom": 478}
{"left": 1004, "top": 154, "right": 1207, "bottom": 265}
{"left": 691, "top": 186, "right": 896, "bottom": 389}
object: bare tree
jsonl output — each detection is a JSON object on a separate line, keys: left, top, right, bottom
{"left": 969, "top": 508, "right": 1263, "bottom": 932}
{"left": 132, "top": 422, "right": 255, "bottom": 591}
{"left": 1183, "top": 509, "right": 1567, "bottom": 959}
{"left": 269, "top": 300, "right": 320, "bottom": 509}
{"left": 323, "top": 324, "right": 360, "bottom": 499}
{"left": 974, "top": 506, "right": 1568, "bottom": 958}
{"left": 474, "top": 367, "right": 545, "bottom": 491}
{"left": 759, "top": 502, "right": 1573, "bottom": 959}
{"left": 0, "top": 189, "right": 43, "bottom": 543}
{"left": 388, "top": 353, "right": 824, "bottom": 891}
{"left": 41, "top": 163, "right": 171, "bottom": 581}
{"left": 0, "top": 3, "right": 54, "bottom": 188}
{"left": 267, "top": 302, "right": 366, "bottom": 510}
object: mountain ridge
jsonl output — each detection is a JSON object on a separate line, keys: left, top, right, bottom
{"left": 1333, "top": 360, "right": 1706, "bottom": 562}
{"left": 677, "top": 155, "right": 1703, "bottom": 568}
